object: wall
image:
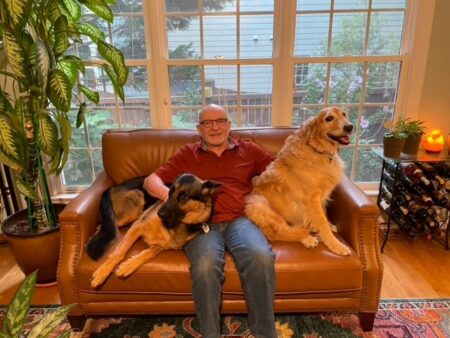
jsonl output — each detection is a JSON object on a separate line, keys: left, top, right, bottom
{"left": 418, "top": 0, "right": 450, "bottom": 144}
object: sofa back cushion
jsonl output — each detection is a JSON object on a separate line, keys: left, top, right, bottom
{"left": 102, "top": 127, "right": 297, "bottom": 183}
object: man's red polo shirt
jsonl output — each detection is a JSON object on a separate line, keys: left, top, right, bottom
{"left": 154, "top": 139, "right": 275, "bottom": 224}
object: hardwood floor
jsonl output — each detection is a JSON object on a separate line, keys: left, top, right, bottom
{"left": 0, "top": 232, "right": 449, "bottom": 305}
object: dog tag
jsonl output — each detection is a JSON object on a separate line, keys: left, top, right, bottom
{"left": 202, "top": 223, "right": 210, "bottom": 233}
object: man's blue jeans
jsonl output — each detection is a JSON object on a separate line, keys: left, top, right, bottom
{"left": 184, "top": 217, "right": 277, "bottom": 338}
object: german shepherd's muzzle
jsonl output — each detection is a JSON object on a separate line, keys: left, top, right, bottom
{"left": 89, "top": 173, "right": 221, "bottom": 288}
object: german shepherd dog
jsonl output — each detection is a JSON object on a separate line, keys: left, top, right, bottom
{"left": 90, "top": 173, "right": 221, "bottom": 288}
{"left": 245, "top": 107, "right": 353, "bottom": 256}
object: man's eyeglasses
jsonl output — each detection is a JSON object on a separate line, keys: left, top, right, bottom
{"left": 199, "top": 118, "right": 229, "bottom": 128}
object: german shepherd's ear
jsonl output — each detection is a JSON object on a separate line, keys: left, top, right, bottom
{"left": 202, "top": 180, "right": 222, "bottom": 195}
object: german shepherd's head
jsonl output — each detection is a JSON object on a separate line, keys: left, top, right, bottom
{"left": 157, "top": 173, "right": 221, "bottom": 229}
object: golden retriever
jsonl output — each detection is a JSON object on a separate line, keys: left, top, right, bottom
{"left": 245, "top": 107, "right": 353, "bottom": 256}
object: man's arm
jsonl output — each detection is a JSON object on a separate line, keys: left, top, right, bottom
{"left": 143, "top": 173, "right": 169, "bottom": 201}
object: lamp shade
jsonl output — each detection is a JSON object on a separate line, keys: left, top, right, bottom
{"left": 422, "top": 129, "right": 445, "bottom": 153}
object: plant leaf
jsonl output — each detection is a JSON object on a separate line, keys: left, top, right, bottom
{"left": 53, "top": 16, "right": 70, "bottom": 56}
{"left": 0, "top": 147, "right": 23, "bottom": 172}
{"left": 35, "top": 38, "right": 50, "bottom": 88}
{"left": 82, "top": 0, "right": 113, "bottom": 23}
{"left": 0, "top": 113, "right": 21, "bottom": 160}
{"left": 3, "top": 271, "right": 36, "bottom": 337}
{"left": 57, "top": 59, "right": 78, "bottom": 86}
{"left": 102, "top": 64, "right": 124, "bottom": 101}
{"left": 79, "top": 23, "right": 106, "bottom": 43}
{"left": 3, "top": 28, "right": 29, "bottom": 82}
{"left": 76, "top": 102, "right": 87, "bottom": 128}
{"left": 59, "top": 55, "right": 86, "bottom": 74}
{"left": 15, "top": 177, "right": 39, "bottom": 199}
{"left": 78, "top": 84, "right": 99, "bottom": 104}
{"left": 27, "top": 304, "right": 75, "bottom": 338}
{"left": 55, "top": 113, "right": 72, "bottom": 175}
{"left": 4, "top": 0, "right": 32, "bottom": 28}
{"left": 0, "top": 91, "right": 13, "bottom": 115}
{"left": 97, "top": 41, "right": 128, "bottom": 86}
{"left": 37, "top": 113, "right": 59, "bottom": 157}
{"left": 48, "top": 69, "right": 72, "bottom": 112}
{"left": 61, "top": 0, "right": 81, "bottom": 20}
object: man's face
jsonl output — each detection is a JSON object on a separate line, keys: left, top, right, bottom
{"left": 197, "top": 107, "right": 231, "bottom": 148}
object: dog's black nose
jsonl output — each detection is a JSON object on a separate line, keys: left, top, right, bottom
{"left": 344, "top": 124, "right": 353, "bottom": 133}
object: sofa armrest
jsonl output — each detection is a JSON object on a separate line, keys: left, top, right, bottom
{"left": 57, "top": 172, "right": 113, "bottom": 311}
{"left": 328, "top": 175, "right": 383, "bottom": 312}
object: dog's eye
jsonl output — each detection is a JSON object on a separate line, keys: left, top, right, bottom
{"left": 325, "top": 116, "right": 334, "bottom": 122}
{"left": 177, "top": 191, "right": 189, "bottom": 202}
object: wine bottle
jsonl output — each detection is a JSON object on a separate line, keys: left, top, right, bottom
{"left": 399, "top": 172, "right": 434, "bottom": 206}
{"left": 430, "top": 161, "right": 450, "bottom": 178}
{"left": 393, "top": 194, "right": 409, "bottom": 215}
{"left": 379, "top": 197, "right": 390, "bottom": 212}
{"left": 381, "top": 185, "right": 392, "bottom": 200}
{"left": 430, "top": 189, "right": 449, "bottom": 208}
{"left": 382, "top": 171, "right": 395, "bottom": 189}
{"left": 400, "top": 163, "right": 432, "bottom": 188}
{"left": 417, "top": 162, "right": 446, "bottom": 185}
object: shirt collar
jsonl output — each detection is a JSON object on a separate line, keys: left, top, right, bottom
{"left": 200, "top": 137, "right": 237, "bottom": 152}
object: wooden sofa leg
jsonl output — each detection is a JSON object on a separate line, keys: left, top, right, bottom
{"left": 358, "top": 312, "right": 376, "bottom": 331}
{"left": 67, "top": 315, "right": 87, "bottom": 330}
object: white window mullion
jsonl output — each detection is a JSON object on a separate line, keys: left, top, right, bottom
{"left": 271, "top": 0, "right": 297, "bottom": 127}
{"left": 145, "top": 0, "right": 172, "bottom": 128}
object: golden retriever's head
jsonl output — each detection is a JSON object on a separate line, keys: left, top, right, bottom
{"left": 301, "top": 107, "right": 353, "bottom": 149}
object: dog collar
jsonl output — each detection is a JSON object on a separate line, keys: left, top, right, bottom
{"left": 306, "top": 142, "right": 335, "bottom": 162}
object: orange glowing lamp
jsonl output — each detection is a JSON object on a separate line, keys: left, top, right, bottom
{"left": 423, "top": 129, "right": 445, "bottom": 153}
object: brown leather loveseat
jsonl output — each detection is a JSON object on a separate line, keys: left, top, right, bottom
{"left": 57, "top": 128, "right": 382, "bottom": 331}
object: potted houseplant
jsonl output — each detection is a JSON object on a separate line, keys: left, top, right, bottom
{"left": 0, "top": 0, "right": 127, "bottom": 282}
{"left": 383, "top": 119, "right": 407, "bottom": 158}
{"left": 395, "top": 117, "right": 427, "bottom": 155}
{"left": 0, "top": 270, "right": 74, "bottom": 337}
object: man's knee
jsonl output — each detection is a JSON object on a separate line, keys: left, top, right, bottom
{"left": 190, "top": 254, "right": 224, "bottom": 280}
{"left": 247, "top": 247, "right": 275, "bottom": 270}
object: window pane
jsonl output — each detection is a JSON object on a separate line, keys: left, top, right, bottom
{"left": 169, "top": 66, "right": 202, "bottom": 106}
{"left": 204, "top": 16, "right": 236, "bottom": 59}
{"left": 355, "top": 147, "right": 383, "bottom": 182}
{"left": 172, "top": 108, "right": 199, "bottom": 128}
{"left": 241, "top": 65, "right": 273, "bottom": 106}
{"left": 203, "top": 0, "right": 236, "bottom": 12}
{"left": 297, "top": 0, "right": 330, "bottom": 11}
{"left": 372, "top": 0, "right": 406, "bottom": 9}
{"left": 240, "top": 15, "right": 274, "bottom": 58}
{"left": 334, "top": 0, "right": 368, "bottom": 10}
{"left": 86, "top": 110, "right": 117, "bottom": 148}
{"left": 331, "top": 13, "right": 367, "bottom": 56}
{"left": 165, "top": 0, "right": 198, "bottom": 12}
{"left": 62, "top": 149, "right": 93, "bottom": 186}
{"left": 359, "top": 105, "right": 395, "bottom": 144}
{"left": 365, "top": 62, "right": 401, "bottom": 103}
{"left": 112, "top": 0, "right": 143, "bottom": 12}
{"left": 167, "top": 16, "right": 200, "bottom": 58}
{"left": 240, "top": 107, "right": 271, "bottom": 127}
{"left": 368, "top": 12, "right": 404, "bottom": 55}
{"left": 329, "top": 63, "right": 364, "bottom": 104}
{"left": 121, "top": 109, "right": 151, "bottom": 128}
{"left": 240, "top": 0, "right": 273, "bottom": 12}
{"left": 112, "top": 15, "right": 146, "bottom": 59}
{"left": 295, "top": 14, "right": 330, "bottom": 57}
{"left": 205, "top": 66, "right": 238, "bottom": 105}
{"left": 293, "top": 63, "right": 327, "bottom": 105}
{"left": 340, "top": 146, "right": 354, "bottom": 178}
{"left": 92, "top": 149, "right": 103, "bottom": 177}
{"left": 80, "top": 66, "right": 125, "bottom": 107}
{"left": 292, "top": 106, "right": 322, "bottom": 126}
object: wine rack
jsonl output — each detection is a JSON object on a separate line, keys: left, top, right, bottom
{"left": 372, "top": 148, "right": 450, "bottom": 252}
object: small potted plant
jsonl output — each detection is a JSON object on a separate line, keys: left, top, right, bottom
{"left": 383, "top": 119, "right": 407, "bottom": 158}
{"left": 395, "top": 117, "right": 427, "bottom": 155}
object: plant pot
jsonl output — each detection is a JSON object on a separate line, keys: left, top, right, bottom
{"left": 383, "top": 136, "right": 405, "bottom": 158}
{"left": 402, "top": 135, "right": 422, "bottom": 155}
{"left": 1, "top": 204, "right": 65, "bottom": 284}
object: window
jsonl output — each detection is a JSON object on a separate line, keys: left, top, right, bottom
{"left": 58, "top": 0, "right": 416, "bottom": 193}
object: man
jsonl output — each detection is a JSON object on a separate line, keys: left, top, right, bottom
{"left": 144, "top": 104, "right": 277, "bottom": 338}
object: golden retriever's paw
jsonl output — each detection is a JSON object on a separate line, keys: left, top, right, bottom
{"left": 301, "top": 235, "right": 319, "bottom": 249}
{"left": 327, "top": 241, "right": 351, "bottom": 256}
{"left": 115, "top": 260, "right": 139, "bottom": 278}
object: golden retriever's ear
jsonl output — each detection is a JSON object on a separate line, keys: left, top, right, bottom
{"left": 298, "top": 114, "right": 322, "bottom": 140}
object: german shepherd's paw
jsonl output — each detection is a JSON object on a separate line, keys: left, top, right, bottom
{"left": 115, "top": 258, "right": 141, "bottom": 278}
{"left": 91, "top": 265, "right": 113, "bottom": 288}
{"left": 301, "top": 235, "right": 319, "bottom": 249}
{"left": 326, "top": 240, "right": 351, "bottom": 256}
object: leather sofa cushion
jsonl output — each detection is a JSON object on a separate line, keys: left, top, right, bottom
{"left": 77, "top": 230, "right": 362, "bottom": 297}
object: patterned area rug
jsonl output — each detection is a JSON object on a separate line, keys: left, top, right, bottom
{"left": 1, "top": 299, "right": 448, "bottom": 338}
